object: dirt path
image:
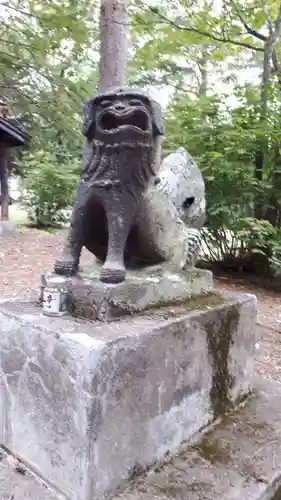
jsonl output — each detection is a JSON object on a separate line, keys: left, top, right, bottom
{"left": 0, "top": 228, "right": 93, "bottom": 298}
{"left": 213, "top": 275, "right": 281, "bottom": 380}
{"left": 214, "top": 275, "right": 281, "bottom": 331}
{"left": 1, "top": 229, "right": 281, "bottom": 379}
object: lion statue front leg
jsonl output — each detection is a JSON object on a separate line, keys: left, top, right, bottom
{"left": 54, "top": 183, "right": 87, "bottom": 276}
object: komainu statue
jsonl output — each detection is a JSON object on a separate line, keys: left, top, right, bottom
{"left": 54, "top": 88, "right": 205, "bottom": 284}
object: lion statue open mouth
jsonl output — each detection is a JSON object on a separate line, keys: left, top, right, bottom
{"left": 97, "top": 99, "right": 150, "bottom": 138}
{"left": 83, "top": 89, "right": 162, "bottom": 143}
{"left": 54, "top": 88, "right": 205, "bottom": 284}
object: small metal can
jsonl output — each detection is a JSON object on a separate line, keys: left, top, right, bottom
{"left": 42, "top": 275, "right": 68, "bottom": 317}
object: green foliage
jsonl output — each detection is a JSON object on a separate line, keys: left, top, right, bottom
{"left": 0, "top": 0, "right": 98, "bottom": 228}
{"left": 165, "top": 87, "right": 281, "bottom": 274}
{"left": 166, "top": 92, "right": 259, "bottom": 223}
{"left": 129, "top": 0, "right": 265, "bottom": 93}
{"left": 202, "top": 218, "right": 281, "bottom": 277}
{"left": 21, "top": 149, "right": 79, "bottom": 228}
{"left": 0, "top": 0, "right": 99, "bottom": 147}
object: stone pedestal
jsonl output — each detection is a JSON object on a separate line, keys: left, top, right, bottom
{"left": 0, "top": 292, "right": 256, "bottom": 500}
{"left": 111, "top": 377, "right": 281, "bottom": 500}
{"left": 44, "top": 266, "right": 213, "bottom": 321}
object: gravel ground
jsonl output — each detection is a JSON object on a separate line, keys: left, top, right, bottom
{"left": 1, "top": 228, "right": 281, "bottom": 380}
{"left": 0, "top": 228, "right": 93, "bottom": 298}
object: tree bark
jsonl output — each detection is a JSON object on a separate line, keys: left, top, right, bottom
{"left": 198, "top": 47, "right": 209, "bottom": 97}
{"left": 254, "top": 6, "right": 281, "bottom": 219}
{"left": 254, "top": 39, "right": 272, "bottom": 219}
{"left": 98, "top": 0, "right": 130, "bottom": 93}
{"left": 0, "top": 142, "right": 9, "bottom": 221}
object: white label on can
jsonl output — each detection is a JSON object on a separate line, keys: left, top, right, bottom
{"left": 43, "top": 288, "right": 61, "bottom": 314}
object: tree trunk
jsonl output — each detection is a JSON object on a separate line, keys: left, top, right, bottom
{"left": 198, "top": 48, "right": 208, "bottom": 97}
{"left": 98, "top": 0, "right": 130, "bottom": 93}
{"left": 255, "top": 40, "right": 273, "bottom": 220}
{"left": 0, "top": 142, "right": 9, "bottom": 221}
{"left": 255, "top": 9, "right": 281, "bottom": 220}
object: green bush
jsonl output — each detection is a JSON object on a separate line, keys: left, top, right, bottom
{"left": 165, "top": 89, "right": 281, "bottom": 275}
{"left": 21, "top": 149, "right": 79, "bottom": 228}
{"left": 201, "top": 218, "right": 281, "bottom": 276}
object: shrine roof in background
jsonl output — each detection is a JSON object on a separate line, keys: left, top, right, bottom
{"left": 0, "top": 117, "right": 30, "bottom": 147}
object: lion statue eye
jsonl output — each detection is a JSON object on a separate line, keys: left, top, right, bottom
{"left": 100, "top": 100, "right": 112, "bottom": 108}
{"left": 129, "top": 99, "right": 143, "bottom": 107}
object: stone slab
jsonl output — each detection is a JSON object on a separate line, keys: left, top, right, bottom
{"left": 3, "top": 378, "right": 281, "bottom": 500}
{"left": 0, "top": 292, "right": 256, "bottom": 500}
{"left": 112, "top": 377, "right": 281, "bottom": 500}
{"left": 0, "top": 448, "right": 60, "bottom": 500}
{"left": 45, "top": 266, "right": 213, "bottom": 321}
{"left": 0, "top": 221, "right": 16, "bottom": 237}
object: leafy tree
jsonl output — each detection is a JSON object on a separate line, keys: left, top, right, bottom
{"left": 165, "top": 86, "right": 281, "bottom": 274}
{"left": 21, "top": 148, "right": 79, "bottom": 228}
{"left": 0, "top": 0, "right": 99, "bottom": 143}
{"left": 0, "top": 0, "right": 101, "bottom": 224}
{"left": 127, "top": 0, "right": 281, "bottom": 275}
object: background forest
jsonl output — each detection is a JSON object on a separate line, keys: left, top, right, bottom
{"left": 2, "top": 0, "right": 281, "bottom": 277}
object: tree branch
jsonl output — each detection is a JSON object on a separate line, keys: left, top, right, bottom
{"left": 269, "top": 7, "right": 281, "bottom": 91}
{"left": 1, "top": 83, "right": 80, "bottom": 139}
{"left": 148, "top": 6, "right": 264, "bottom": 52}
{"left": 264, "top": 5, "right": 273, "bottom": 36}
{"left": 0, "top": 2, "right": 37, "bottom": 19}
{"left": 271, "top": 4, "right": 281, "bottom": 46}
{"left": 272, "top": 47, "right": 281, "bottom": 74}
{"left": 230, "top": 1, "right": 267, "bottom": 42}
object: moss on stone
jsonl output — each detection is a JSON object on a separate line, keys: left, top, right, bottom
{"left": 204, "top": 304, "right": 240, "bottom": 417}
{"left": 176, "top": 292, "right": 225, "bottom": 311}
{"left": 272, "top": 486, "right": 281, "bottom": 500}
{"left": 189, "top": 268, "right": 210, "bottom": 279}
{"left": 143, "top": 292, "right": 225, "bottom": 319}
{"left": 194, "top": 436, "right": 231, "bottom": 464}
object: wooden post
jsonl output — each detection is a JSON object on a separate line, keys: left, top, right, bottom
{"left": 98, "top": 0, "right": 130, "bottom": 93}
{"left": 0, "top": 142, "right": 9, "bottom": 221}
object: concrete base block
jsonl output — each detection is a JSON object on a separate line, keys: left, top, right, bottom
{"left": 44, "top": 266, "right": 213, "bottom": 321}
{"left": 0, "top": 221, "right": 16, "bottom": 237}
{"left": 3, "top": 377, "right": 281, "bottom": 500}
{"left": 0, "top": 292, "right": 256, "bottom": 500}
{"left": 113, "top": 377, "right": 281, "bottom": 500}
{"left": 0, "top": 448, "right": 59, "bottom": 500}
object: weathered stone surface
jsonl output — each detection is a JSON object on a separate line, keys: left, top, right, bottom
{"left": 0, "top": 448, "right": 60, "bottom": 500}
{"left": 54, "top": 88, "right": 206, "bottom": 284}
{"left": 0, "top": 220, "right": 16, "bottom": 236}
{"left": 45, "top": 266, "right": 213, "bottom": 321}
{"left": 3, "top": 378, "right": 281, "bottom": 500}
{"left": 54, "top": 88, "right": 165, "bottom": 284}
{"left": 0, "top": 292, "right": 256, "bottom": 500}
{"left": 135, "top": 146, "right": 206, "bottom": 269}
{"left": 112, "top": 377, "right": 281, "bottom": 500}
{"left": 4, "top": 378, "right": 281, "bottom": 500}
{"left": 157, "top": 147, "right": 206, "bottom": 229}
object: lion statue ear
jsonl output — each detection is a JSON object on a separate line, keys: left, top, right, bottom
{"left": 150, "top": 99, "right": 165, "bottom": 137}
{"left": 82, "top": 99, "right": 96, "bottom": 140}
